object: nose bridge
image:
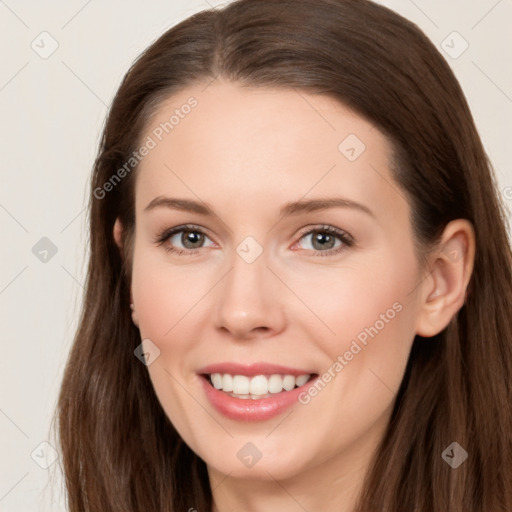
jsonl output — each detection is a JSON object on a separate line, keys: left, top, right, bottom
{"left": 214, "top": 235, "right": 285, "bottom": 337}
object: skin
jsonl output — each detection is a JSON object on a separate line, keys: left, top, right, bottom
{"left": 114, "top": 79, "right": 475, "bottom": 512}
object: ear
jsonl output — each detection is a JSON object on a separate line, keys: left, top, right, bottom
{"left": 113, "top": 217, "right": 123, "bottom": 250}
{"left": 415, "top": 219, "right": 475, "bottom": 337}
{"left": 113, "top": 217, "right": 137, "bottom": 326}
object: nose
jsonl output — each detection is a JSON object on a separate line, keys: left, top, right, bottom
{"left": 213, "top": 244, "right": 287, "bottom": 340}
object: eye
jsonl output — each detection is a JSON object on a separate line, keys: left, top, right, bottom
{"left": 154, "top": 223, "right": 354, "bottom": 257}
{"left": 154, "top": 224, "right": 215, "bottom": 256}
{"left": 294, "top": 225, "right": 354, "bottom": 256}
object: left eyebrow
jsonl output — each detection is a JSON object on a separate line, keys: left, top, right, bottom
{"left": 279, "top": 197, "right": 375, "bottom": 219}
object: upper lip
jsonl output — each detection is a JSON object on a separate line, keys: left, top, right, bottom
{"left": 197, "top": 362, "right": 317, "bottom": 377}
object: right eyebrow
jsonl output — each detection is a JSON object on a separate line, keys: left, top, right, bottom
{"left": 143, "top": 196, "right": 212, "bottom": 215}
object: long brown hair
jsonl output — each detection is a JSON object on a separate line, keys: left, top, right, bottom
{"left": 54, "top": 0, "right": 512, "bottom": 510}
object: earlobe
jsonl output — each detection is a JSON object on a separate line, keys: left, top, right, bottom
{"left": 131, "top": 303, "right": 139, "bottom": 328}
{"left": 113, "top": 217, "right": 123, "bottom": 249}
{"left": 415, "top": 219, "right": 475, "bottom": 337}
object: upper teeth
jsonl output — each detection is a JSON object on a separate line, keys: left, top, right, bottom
{"left": 209, "top": 373, "right": 311, "bottom": 395}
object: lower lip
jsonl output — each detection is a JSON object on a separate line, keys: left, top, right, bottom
{"left": 199, "top": 375, "right": 318, "bottom": 422}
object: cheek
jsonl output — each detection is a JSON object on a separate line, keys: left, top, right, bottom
{"left": 293, "top": 255, "right": 415, "bottom": 336}
{"left": 291, "top": 252, "right": 418, "bottom": 389}
{"left": 130, "top": 247, "right": 220, "bottom": 384}
{"left": 130, "top": 248, "right": 210, "bottom": 435}
{"left": 131, "top": 246, "right": 206, "bottom": 336}
{"left": 289, "top": 269, "right": 417, "bottom": 446}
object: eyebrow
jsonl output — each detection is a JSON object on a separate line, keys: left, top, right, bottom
{"left": 143, "top": 196, "right": 375, "bottom": 218}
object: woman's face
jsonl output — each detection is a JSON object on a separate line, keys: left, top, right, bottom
{"left": 125, "top": 80, "right": 425, "bottom": 484}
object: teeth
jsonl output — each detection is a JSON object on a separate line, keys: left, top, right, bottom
{"left": 295, "top": 374, "right": 310, "bottom": 387}
{"left": 268, "top": 374, "right": 283, "bottom": 393}
{"left": 222, "top": 373, "right": 233, "bottom": 392}
{"left": 211, "top": 373, "right": 223, "bottom": 389}
{"left": 283, "top": 375, "right": 295, "bottom": 391}
{"left": 209, "top": 373, "right": 312, "bottom": 397}
{"left": 233, "top": 375, "right": 250, "bottom": 394}
{"left": 249, "top": 375, "right": 267, "bottom": 395}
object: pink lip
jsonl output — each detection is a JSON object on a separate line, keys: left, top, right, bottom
{"left": 200, "top": 376, "right": 317, "bottom": 421}
{"left": 197, "top": 362, "right": 316, "bottom": 377}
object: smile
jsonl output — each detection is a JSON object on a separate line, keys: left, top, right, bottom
{"left": 196, "top": 362, "right": 320, "bottom": 421}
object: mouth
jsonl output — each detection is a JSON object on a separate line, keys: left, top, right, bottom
{"left": 197, "top": 363, "right": 321, "bottom": 421}
{"left": 200, "top": 372, "right": 319, "bottom": 400}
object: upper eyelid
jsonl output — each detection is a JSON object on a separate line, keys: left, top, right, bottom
{"left": 296, "top": 224, "right": 352, "bottom": 240}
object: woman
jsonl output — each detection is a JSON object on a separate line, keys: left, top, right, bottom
{"left": 55, "top": 0, "right": 512, "bottom": 510}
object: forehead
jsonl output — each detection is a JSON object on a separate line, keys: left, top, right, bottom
{"left": 141, "top": 79, "right": 388, "bottom": 160}
{"left": 134, "top": 79, "right": 401, "bottom": 220}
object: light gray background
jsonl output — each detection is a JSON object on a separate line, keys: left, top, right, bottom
{"left": 1, "top": 0, "right": 511, "bottom": 510}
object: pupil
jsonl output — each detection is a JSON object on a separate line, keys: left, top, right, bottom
{"left": 313, "top": 232, "right": 334, "bottom": 250}
{"left": 183, "top": 231, "right": 203, "bottom": 248}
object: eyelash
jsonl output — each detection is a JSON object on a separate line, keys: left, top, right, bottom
{"left": 153, "top": 223, "right": 354, "bottom": 257}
